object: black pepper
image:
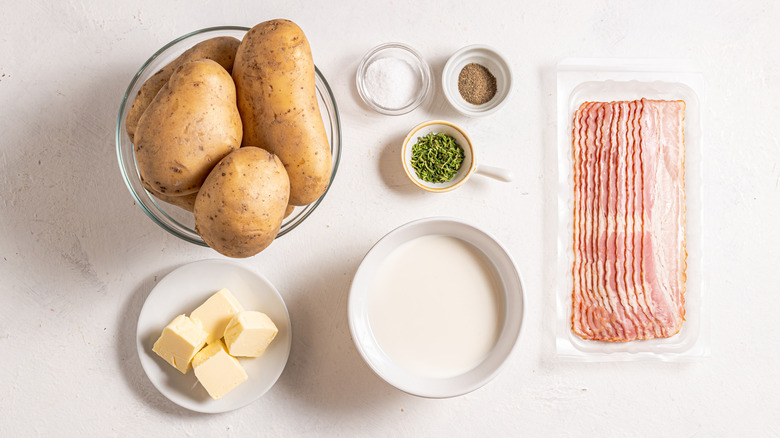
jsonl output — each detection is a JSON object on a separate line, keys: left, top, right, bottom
{"left": 457, "top": 63, "right": 497, "bottom": 105}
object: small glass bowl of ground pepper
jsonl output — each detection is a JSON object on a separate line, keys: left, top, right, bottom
{"left": 441, "top": 45, "right": 513, "bottom": 117}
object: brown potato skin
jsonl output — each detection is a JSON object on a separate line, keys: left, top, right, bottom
{"left": 194, "top": 147, "right": 290, "bottom": 258}
{"left": 283, "top": 204, "right": 295, "bottom": 219}
{"left": 126, "top": 36, "right": 240, "bottom": 142}
{"left": 141, "top": 176, "right": 197, "bottom": 212}
{"left": 232, "top": 19, "right": 332, "bottom": 206}
{"left": 135, "top": 59, "right": 242, "bottom": 196}
{"left": 152, "top": 191, "right": 198, "bottom": 212}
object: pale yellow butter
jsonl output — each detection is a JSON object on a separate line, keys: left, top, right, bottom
{"left": 190, "top": 288, "right": 244, "bottom": 344}
{"left": 192, "top": 339, "right": 248, "bottom": 400}
{"left": 152, "top": 314, "right": 208, "bottom": 374}
{"left": 223, "top": 311, "right": 278, "bottom": 357}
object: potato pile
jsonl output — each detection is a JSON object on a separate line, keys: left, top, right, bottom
{"left": 128, "top": 20, "right": 332, "bottom": 258}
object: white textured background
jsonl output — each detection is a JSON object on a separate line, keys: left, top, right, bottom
{"left": 1, "top": 0, "right": 778, "bottom": 436}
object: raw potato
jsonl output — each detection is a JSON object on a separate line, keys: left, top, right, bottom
{"left": 126, "top": 36, "right": 240, "bottom": 142}
{"left": 135, "top": 59, "right": 242, "bottom": 196}
{"left": 194, "top": 147, "right": 290, "bottom": 258}
{"left": 141, "top": 177, "right": 198, "bottom": 212}
{"left": 153, "top": 191, "right": 198, "bottom": 212}
{"left": 233, "top": 19, "right": 332, "bottom": 206}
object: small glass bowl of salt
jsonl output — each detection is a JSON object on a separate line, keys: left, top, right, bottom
{"left": 356, "top": 42, "right": 432, "bottom": 116}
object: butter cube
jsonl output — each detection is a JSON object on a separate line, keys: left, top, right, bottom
{"left": 152, "top": 314, "right": 207, "bottom": 374}
{"left": 190, "top": 288, "right": 244, "bottom": 344}
{"left": 192, "top": 340, "right": 248, "bottom": 400}
{"left": 223, "top": 311, "right": 278, "bottom": 357}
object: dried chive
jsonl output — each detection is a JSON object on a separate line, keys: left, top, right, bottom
{"left": 410, "top": 132, "right": 465, "bottom": 183}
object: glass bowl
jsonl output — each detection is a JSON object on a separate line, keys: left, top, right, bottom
{"left": 116, "top": 26, "right": 341, "bottom": 246}
{"left": 356, "top": 42, "right": 432, "bottom": 116}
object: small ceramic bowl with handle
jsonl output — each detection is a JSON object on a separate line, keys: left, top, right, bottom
{"left": 401, "top": 120, "right": 514, "bottom": 193}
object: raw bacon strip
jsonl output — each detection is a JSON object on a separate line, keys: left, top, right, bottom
{"left": 623, "top": 101, "right": 638, "bottom": 332}
{"left": 602, "top": 102, "right": 636, "bottom": 341}
{"left": 596, "top": 103, "right": 620, "bottom": 339}
{"left": 640, "top": 100, "right": 675, "bottom": 333}
{"left": 589, "top": 103, "right": 617, "bottom": 339}
{"left": 582, "top": 102, "right": 594, "bottom": 332}
{"left": 613, "top": 102, "right": 632, "bottom": 336}
{"left": 571, "top": 103, "right": 589, "bottom": 337}
{"left": 655, "top": 99, "right": 687, "bottom": 324}
{"left": 580, "top": 103, "right": 597, "bottom": 336}
{"left": 640, "top": 99, "right": 686, "bottom": 337}
{"left": 578, "top": 103, "right": 599, "bottom": 337}
{"left": 632, "top": 99, "right": 663, "bottom": 338}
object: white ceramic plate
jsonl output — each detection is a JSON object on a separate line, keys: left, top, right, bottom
{"left": 348, "top": 217, "right": 524, "bottom": 398}
{"left": 136, "top": 259, "right": 292, "bottom": 413}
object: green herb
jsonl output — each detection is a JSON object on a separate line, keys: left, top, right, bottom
{"left": 410, "top": 132, "right": 465, "bottom": 183}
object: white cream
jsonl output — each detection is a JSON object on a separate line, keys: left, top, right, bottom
{"left": 368, "top": 235, "right": 502, "bottom": 379}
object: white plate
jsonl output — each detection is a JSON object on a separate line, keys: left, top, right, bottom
{"left": 348, "top": 217, "right": 524, "bottom": 398}
{"left": 136, "top": 259, "right": 292, "bottom": 413}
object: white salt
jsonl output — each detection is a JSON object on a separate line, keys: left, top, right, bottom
{"left": 363, "top": 57, "right": 420, "bottom": 109}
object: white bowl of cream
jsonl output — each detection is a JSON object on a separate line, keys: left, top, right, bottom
{"left": 348, "top": 217, "right": 524, "bottom": 398}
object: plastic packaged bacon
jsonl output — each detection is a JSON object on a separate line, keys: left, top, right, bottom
{"left": 554, "top": 58, "right": 708, "bottom": 361}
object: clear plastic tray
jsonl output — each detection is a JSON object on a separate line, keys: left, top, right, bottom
{"left": 555, "top": 58, "right": 708, "bottom": 361}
